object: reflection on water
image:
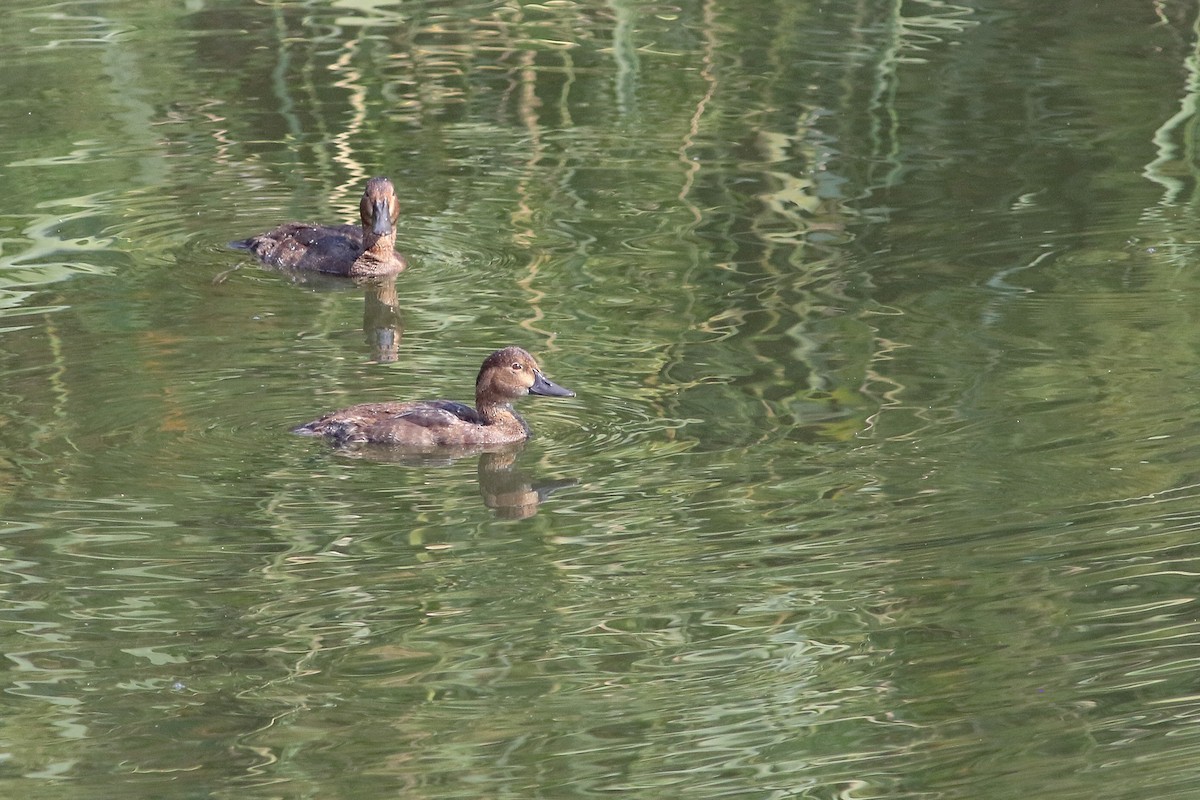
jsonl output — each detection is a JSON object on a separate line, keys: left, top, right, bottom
{"left": 215, "top": 265, "right": 406, "bottom": 363}
{"left": 310, "top": 441, "right": 576, "bottom": 519}
{"left": 361, "top": 277, "right": 403, "bottom": 364}
{"left": 0, "top": 193, "right": 126, "bottom": 307}
{"left": 477, "top": 449, "right": 577, "bottom": 519}
{"left": 3, "top": 0, "right": 1200, "bottom": 798}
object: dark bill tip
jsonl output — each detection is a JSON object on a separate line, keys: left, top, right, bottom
{"left": 530, "top": 371, "right": 575, "bottom": 398}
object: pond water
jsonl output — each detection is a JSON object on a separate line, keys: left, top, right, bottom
{"left": 4, "top": 0, "right": 1200, "bottom": 797}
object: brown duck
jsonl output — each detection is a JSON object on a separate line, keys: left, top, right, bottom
{"left": 293, "top": 346, "right": 575, "bottom": 448}
{"left": 231, "top": 176, "right": 407, "bottom": 277}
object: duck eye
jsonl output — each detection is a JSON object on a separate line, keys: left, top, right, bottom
{"left": 511, "top": 362, "right": 523, "bottom": 371}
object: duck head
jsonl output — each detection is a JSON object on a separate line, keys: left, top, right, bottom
{"left": 476, "top": 346, "right": 575, "bottom": 406}
{"left": 360, "top": 176, "right": 400, "bottom": 237}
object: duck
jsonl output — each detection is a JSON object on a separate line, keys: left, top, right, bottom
{"left": 230, "top": 176, "right": 407, "bottom": 277}
{"left": 293, "top": 346, "right": 575, "bottom": 448}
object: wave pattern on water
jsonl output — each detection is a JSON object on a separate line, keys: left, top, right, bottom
{"left": 0, "top": 193, "right": 125, "bottom": 305}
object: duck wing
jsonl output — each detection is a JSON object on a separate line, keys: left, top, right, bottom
{"left": 235, "top": 223, "right": 363, "bottom": 272}
{"left": 392, "top": 400, "right": 483, "bottom": 428}
{"left": 294, "top": 400, "right": 485, "bottom": 447}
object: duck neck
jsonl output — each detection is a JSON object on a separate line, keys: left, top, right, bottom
{"left": 358, "top": 229, "right": 395, "bottom": 263}
{"left": 477, "top": 401, "right": 529, "bottom": 433}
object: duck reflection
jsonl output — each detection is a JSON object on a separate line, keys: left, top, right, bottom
{"left": 215, "top": 264, "right": 404, "bottom": 363}
{"left": 359, "top": 276, "right": 402, "bottom": 364}
{"left": 328, "top": 443, "right": 576, "bottom": 519}
{"left": 476, "top": 448, "right": 577, "bottom": 520}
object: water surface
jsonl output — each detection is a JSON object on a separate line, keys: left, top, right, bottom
{"left": 3, "top": 0, "right": 1200, "bottom": 797}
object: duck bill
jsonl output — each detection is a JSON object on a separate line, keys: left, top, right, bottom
{"left": 530, "top": 372, "right": 575, "bottom": 397}
{"left": 370, "top": 200, "right": 395, "bottom": 236}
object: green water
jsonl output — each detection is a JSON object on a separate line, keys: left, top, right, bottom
{"left": 3, "top": 0, "right": 1200, "bottom": 797}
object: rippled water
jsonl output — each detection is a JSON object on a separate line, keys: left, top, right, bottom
{"left": 4, "top": 0, "right": 1200, "bottom": 797}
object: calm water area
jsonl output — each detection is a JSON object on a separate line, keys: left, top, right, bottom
{"left": 3, "top": 0, "right": 1200, "bottom": 797}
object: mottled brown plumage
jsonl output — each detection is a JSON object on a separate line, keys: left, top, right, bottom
{"left": 231, "top": 177, "right": 407, "bottom": 277}
{"left": 293, "top": 347, "right": 574, "bottom": 448}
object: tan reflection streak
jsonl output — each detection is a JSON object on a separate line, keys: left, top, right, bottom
{"left": 513, "top": 49, "right": 543, "bottom": 244}
{"left": 329, "top": 37, "right": 370, "bottom": 207}
{"left": 677, "top": 0, "right": 718, "bottom": 222}
{"left": 512, "top": 45, "right": 555, "bottom": 343}
{"left": 517, "top": 251, "right": 556, "bottom": 347}
{"left": 860, "top": 335, "right": 909, "bottom": 437}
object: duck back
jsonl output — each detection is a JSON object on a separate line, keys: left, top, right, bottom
{"left": 294, "top": 399, "right": 501, "bottom": 448}
{"left": 232, "top": 222, "right": 363, "bottom": 274}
